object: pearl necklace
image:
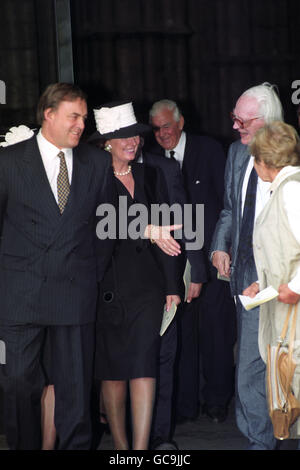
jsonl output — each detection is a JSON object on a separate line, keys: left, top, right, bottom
{"left": 113, "top": 165, "right": 132, "bottom": 176}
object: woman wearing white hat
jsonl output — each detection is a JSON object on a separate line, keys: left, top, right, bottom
{"left": 91, "top": 101, "right": 182, "bottom": 450}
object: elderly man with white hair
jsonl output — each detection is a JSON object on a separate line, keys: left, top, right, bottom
{"left": 211, "top": 82, "right": 284, "bottom": 450}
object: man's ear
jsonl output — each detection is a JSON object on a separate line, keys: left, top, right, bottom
{"left": 43, "top": 107, "right": 55, "bottom": 123}
{"left": 179, "top": 115, "right": 184, "bottom": 131}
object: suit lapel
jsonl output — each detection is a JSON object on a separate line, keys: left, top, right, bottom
{"left": 181, "top": 134, "right": 197, "bottom": 179}
{"left": 65, "top": 144, "right": 94, "bottom": 214}
{"left": 17, "top": 136, "right": 61, "bottom": 221}
{"left": 17, "top": 137, "right": 95, "bottom": 238}
{"left": 181, "top": 134, "right": 192, "bottom": 176}
{"left": 236, "top": 144, "right": 251, "bottom": 232}
{"left": 132, "top": 163, "right": 148, "bottom": 206}
{"left": 47, "top": 144, "right": 95, "bottom": 243}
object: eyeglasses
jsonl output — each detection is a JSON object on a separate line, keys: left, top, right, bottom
{"left": 230, "top": 112, "right": 262, "bottom": 129}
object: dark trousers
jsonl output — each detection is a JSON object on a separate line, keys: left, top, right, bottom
{"left": 199, "top": 277, "right": 236, "bottom": 407}
{"left": 0, "top": 323, "right": 95, "bottom": 450}
{"left": 151, "top": 298, "right": 199, "bottom": 441}
{"left": 151, "top": 318, "right": 178, "bottom": 442}
{"left": 151, "top": 278, "right": 236, "bottom": 441}
{"left": 176, "top": 299, "right": 200, "bottom": 419}
{"left": 176, "top": 277, "right": 237, "bottom": 416}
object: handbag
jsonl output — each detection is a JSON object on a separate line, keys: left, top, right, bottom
{"left": 266, "top": 303, "right": 300, "bottom": 440}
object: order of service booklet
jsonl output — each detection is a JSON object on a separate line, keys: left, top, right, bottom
{"left": 183, "top": 259, "right": 191, "bottom": 301}
{"left": 0, "top": 340, "right": 6, "bottom": 364}
{"left": 160, "top": 302, "right": 177, "bottom": 336}
{"left": 160, "top": 260, "right": 191, "bottom": 336}
{"left": 238, "top": 286, "right": 279, "bottom": 311}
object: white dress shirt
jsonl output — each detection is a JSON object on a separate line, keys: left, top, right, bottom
{"left": 36, "top": 130, "right": 73, "bottom": 203}
{"left": 241, "top": 156, "right": 271, "bottom": 221}
{"left": 165, "top": 131, "right": 186, "bottom": 169}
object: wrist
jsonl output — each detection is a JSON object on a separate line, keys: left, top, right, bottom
{"left": 145, "top": 224, "right": 156, "bottom": 244}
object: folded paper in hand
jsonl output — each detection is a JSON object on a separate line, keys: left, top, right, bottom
{"left": 160, "top": 301, "right": 177, "bottom": 336}
{"left": 217, "top": 272, "right": 230, "bottom": 282}
{"left": 183, "top": 260, "right": 191, "bottom": 301}
{"left": 0, "top": 340, "right": 6, "bottom": 364}
{"left": 239, "top": 286, "right": 278, "bottom": 311}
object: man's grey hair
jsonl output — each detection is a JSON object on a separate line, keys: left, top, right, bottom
{"left": 149, "top": 99, "right": 182, "bottom": 123}
{"left": 242, "top": 82, "right": 284, "bottom": 124}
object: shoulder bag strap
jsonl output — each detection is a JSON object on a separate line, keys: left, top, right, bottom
{"left": 286, "top": 303, "right": 299, "bottom": 391}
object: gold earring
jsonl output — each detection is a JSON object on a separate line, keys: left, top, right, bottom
{"left": 104, "top": 144, "right": 112, "bottom": 152}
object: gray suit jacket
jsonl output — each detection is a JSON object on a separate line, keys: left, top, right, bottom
{"left": 210, "top": 139, "right": 255, "bottom": 295}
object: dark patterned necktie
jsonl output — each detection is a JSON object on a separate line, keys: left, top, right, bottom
{"left": 57, "top": 151, "right": 70, "bottom": 213}
{"left": 236, "top": 166, "right": 258, "bottom": 269}
{"left": 169, "top": 150, "right": 176, "bottom": 161}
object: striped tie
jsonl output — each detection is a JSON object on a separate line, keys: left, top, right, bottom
{"left": 57, "top": 151, "right": 70, "bottom": 213}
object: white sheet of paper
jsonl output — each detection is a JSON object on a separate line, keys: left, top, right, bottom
{"left": 239, "top": 286, "right": 278, "bottom": 311}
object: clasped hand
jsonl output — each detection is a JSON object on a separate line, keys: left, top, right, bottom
{"left": 243, "top": 282, "right": 300, "bottom": 305}
{"left": 212, "top": 250, "right": 231, "bottom": 278}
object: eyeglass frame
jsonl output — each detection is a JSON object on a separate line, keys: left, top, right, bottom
{"left": 230, "top": 112, "right": 263, "bottom": 129}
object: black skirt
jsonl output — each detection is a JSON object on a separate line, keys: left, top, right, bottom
{"left": 95, "top": 239, "right": 165, "bottom": 380}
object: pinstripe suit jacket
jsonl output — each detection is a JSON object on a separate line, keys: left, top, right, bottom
{"left": 0, "top": 136, "right": 113, "bottom": 325}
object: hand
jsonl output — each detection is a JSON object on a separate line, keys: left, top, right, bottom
{"left": 278, "top": 284, "right": 300, "bottom": 304}
{"left": 186, "top": 282, "right": 202, "bottom": 303}
{"left": 243, "top": 282, "right": 259, "bottom": 298}
{"left": 166, "top": 294, "right": 181, "bottom": 311}
{"left": 145, "top": 224, "right": 182, "bottom": 256}
{"left": 212, "top": 250, "right": 231, "bottom": 278}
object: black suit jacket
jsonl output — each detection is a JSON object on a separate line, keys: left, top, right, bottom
{"left": 142, "top": 152, "right": 203, "bottom": 284}
{"left": 134, "top": 161, "right": 182, "bottom": 295}
{"left": 0, "top": 136, "right": 113, "bottom": 325}
{"left": 142, "top": 152, "right": 187, "bottom": 208}
{"left": 99, "top": 160, "right": 183, "bottom": 296}
{"left": 146, "top": 133, "right": 226, "bottom": 281}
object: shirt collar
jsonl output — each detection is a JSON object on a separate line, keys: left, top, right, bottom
{"left": 269, "top": 165, "right": 300, "bottom": 194}
{"left": 166, "top": 131, "right": 186, "bottom": 160}
{"left": 37, "top": 129, "right": 72, "bottom": 159}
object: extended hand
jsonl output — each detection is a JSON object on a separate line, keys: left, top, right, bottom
{"left": 145, "top": 224, "right": 182, "bottom": 256}
{"left": 186, "top": 282, "right": 202, "bottom": 303}
{"left": 212, "top": 250, "right": 231, "bottom": 278}
{"left": 278, "top": 284, "right": 300, "bottom": 304}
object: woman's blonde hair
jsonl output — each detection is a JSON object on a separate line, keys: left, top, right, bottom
{"left": 249, "top": 120, "right": 300, "bottom": 168}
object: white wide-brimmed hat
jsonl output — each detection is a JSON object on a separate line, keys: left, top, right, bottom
{"left": 89, "top": 101, "right": 150, "bottom": 141}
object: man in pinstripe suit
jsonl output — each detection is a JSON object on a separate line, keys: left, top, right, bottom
{"left": 0, "top": 83, "right": 113, "bottom": 449}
